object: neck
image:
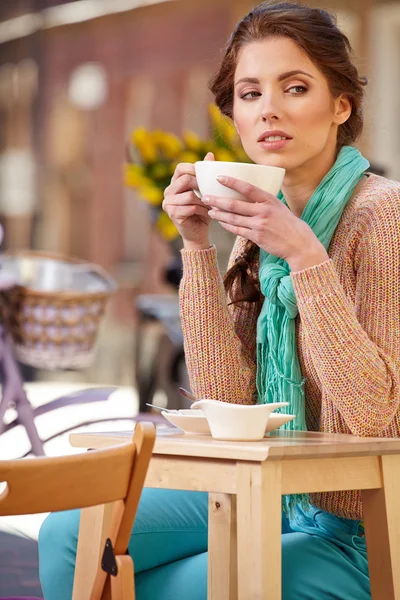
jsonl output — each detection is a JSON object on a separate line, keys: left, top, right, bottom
{"left": 281, "top": 144, "right": 338, "bottom": 218}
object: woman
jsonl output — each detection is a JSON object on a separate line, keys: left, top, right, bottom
{"left": 39, "top": 2, "right": 400, "bottom": 599}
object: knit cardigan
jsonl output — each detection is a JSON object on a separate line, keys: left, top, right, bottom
{"left": 179, "top": 174, "right": 400, "bottom": 520}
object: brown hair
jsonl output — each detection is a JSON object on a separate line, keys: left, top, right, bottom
{"left": 209, "top": 1, "right": 367, "bottom": 306}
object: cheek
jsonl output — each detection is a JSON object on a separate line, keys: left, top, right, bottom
{"left": 232, "top": 102, "right": 254, "bottom": 135}
{"left": 293, "top": 96, "right": 335, "bottom": 131}
{"left": 232, "top": 117, "right": 247, "bottom": 137}
{"left": 297, "top": 108, "right": 336, "bottom": 153}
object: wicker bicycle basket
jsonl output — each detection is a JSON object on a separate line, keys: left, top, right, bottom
{"left": 0, "top": 251, "right": 117, "bottom": 370}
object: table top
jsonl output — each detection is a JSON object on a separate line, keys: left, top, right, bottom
{"left": 69, "top": 426, "right": 400, "bottom": 461}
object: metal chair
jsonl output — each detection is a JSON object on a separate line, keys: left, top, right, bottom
{"left": 135, "top": 294, "right": 188, "bottom": 412}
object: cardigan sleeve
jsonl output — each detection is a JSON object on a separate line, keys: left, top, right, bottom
{"left": 179, "top": 237, "right": 259, "bottom": 404}
{"left": 291, "top": 188, "right": 400, "bottom": 437}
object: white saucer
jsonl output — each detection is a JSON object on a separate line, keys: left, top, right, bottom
{"left": 161, "top": 409, "right": 211, "bottom": 435}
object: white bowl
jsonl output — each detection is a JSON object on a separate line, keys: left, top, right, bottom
{"left": 194, "top": 161, "right": 285, "bottom": 201}
{"left": 161, "top": 409, "right": 211, "bottom": 435}
{"left": 162, "top": 408, "right": 295, "bottom": 436}
{"left": 266, "top": 412, "right": 295, "bottom": 432}
{"left": 191, "top": 400, "right": 290, "bottom": 441}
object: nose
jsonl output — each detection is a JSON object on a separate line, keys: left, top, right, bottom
{"left": 260, "top": 92, "right": 280, "bottom": 122}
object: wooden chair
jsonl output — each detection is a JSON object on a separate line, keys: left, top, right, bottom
{"left": 0, "top": 422, "right": 156, "bottom": 600}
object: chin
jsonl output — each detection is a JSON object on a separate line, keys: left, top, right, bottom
{"left": 254, "top": 153, "right": 288, "bottom": 170}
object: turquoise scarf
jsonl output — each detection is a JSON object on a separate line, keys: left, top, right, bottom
{"left": 256, "top": 146, "right": 369, "bottom": 512}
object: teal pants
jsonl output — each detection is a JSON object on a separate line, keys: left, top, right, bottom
{"left": 38, "top": 489, "right": 371, "bottom": 600}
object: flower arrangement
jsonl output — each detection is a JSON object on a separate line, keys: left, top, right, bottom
{"left": 124, "top": 105, "right": 250, "bottom": 249}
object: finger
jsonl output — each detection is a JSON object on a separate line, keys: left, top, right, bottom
{"left": 163, "top": 191, "right": 205, "bottom": 210}
{"left": 171, "top": 162, "right": 196, "bottom": 183}
{"left": 218, "top": 221, "right": 255, "bottom": 239}
{"left": 202, "top": 195, "right": 258, "bottom": 216}
{"left": 204, "top": 151, "right": 215, "bottom": 162}
{"left": 209, "top": 209, "right": 253, "bottom": 230}
{"left": 168, "top": 205, "right": 210, "bottom": 220}
{"left": 216, "top": 176, "right": 278, "bottom": 204}
{"left": 167, "top": 173, "right": 199, "bottom": 195}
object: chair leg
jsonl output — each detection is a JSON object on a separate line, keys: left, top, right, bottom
{"left": 362, "top": 454, "right": 400, "bottom": 600}
{"left": 110, "top": 555, "right": 135, "bottom": 600}
{"left": 73, "top": 503, "right": 114, "bottom": 600}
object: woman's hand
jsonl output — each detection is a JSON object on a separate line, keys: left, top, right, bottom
{"left": 162, "top": 153, "right": 214, "bottom": 251}
{"left": 203, "top": 176, "right": 329, "bottom": 272}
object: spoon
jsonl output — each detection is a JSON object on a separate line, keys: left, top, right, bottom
{"left": 145, "top": 403, "right": 180, "bottom": 414}
{"left": 178, "top": 387, "right": 197, "bottom": 402}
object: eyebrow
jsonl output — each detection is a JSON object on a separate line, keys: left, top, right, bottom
{"left": 235, "top": 70, "right": 315, "bottom": 86}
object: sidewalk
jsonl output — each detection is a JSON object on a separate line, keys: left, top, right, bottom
{"left": 0, "top": 531, "right": 42, "bottom": 597}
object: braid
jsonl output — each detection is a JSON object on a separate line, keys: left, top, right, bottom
{"left": 224, "top": 240, "right": 262, "bottom": 307}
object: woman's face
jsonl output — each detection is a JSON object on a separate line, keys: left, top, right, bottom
{"left": 232, "top": 37, "right": 351, "bottom": 174}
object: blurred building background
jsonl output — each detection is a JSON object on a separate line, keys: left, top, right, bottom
{"left": 0, "top": 0, "right": 398, "bottom": 387}
{"left": 0, "top": 2, "right": 399, "bottom": 594}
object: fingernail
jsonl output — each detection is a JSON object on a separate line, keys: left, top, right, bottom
{"left": 202, "top": 195, "right": 210, "bottom": 204}
{"left": 208, "top": 210, "right": 215, "bottom": 218}
{"left": 217, "top": 176, "right": 228, "bottom": 184}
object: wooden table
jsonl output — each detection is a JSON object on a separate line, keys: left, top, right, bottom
{"left": 70, "top": 427, "right": 400, "bottom": 600}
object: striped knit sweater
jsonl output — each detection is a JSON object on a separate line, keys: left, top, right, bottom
{"left": 179, "top": 174, "right": 400, "bottom": 520}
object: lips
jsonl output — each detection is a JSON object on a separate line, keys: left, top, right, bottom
{"left": 257, "top": 130, "right": 292, "bottom": 143}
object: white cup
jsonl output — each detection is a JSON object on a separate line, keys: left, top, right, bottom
{"left": 195, "top": 161, "right": 285, "bottom": 200}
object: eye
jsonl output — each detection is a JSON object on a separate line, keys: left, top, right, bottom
{"left": 240, "top": 91, "right": 262, "bottom": 100}
{"left": 286, "top": 85, "right": 308, "bottom": 95}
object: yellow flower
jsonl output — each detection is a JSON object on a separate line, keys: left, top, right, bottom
{"left": 156, "top": 132, "right": 183, "bottom": 160}
{"left": 156, "top": 211, "right": 179, "bottom": 241}
{"left": 213, "top": 148, "right": 237, "bottom": 162}
{"left": 183, "top": 130, "right": 203, "bottom": 152}
{"left": 138, "top": 184, "right": 164, "bottom": 206}
{"left": 169, "top": 162, "right": 179, "bottom": 176}
{"left": 132, "top": 127, "right": 158, "bottom": 163}
{"left": 140, "top": 141, "right": 158, "bottom": 163}
{"left": 178, "top": 150, "right": 200, "bottom": 164}
{"left": 132, "top": 127, "right": 149, "bottom": 146}
{"left": 225, "top": 123, "right": 241, "bottom": 147}
{"left": 209, "top": 104, "right": 224, "bottom": 129}
{"left": 150, "top": 130, "right": 166, "bottom": 145}
{"left": 125, "top": 117, "right": 250, "bottom": 227}
{"left": 209, "top": 104, "right": 238, "bottom": 146}
{"left": 151, "top": 163, "right": 170, "bottom": 180}
{"left": 124, "top": 164, "right": 150, "bottom": 188}
{"left": 220, "top": 119, "right": 236, "bottom": 143}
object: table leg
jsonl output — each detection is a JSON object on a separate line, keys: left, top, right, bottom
{"left": 72, "top": 502, "right": 114, "bottom": 600}
{"left": 362, "top": 454, "right": 400, "bottom": 600}
{"left": 208, "top": 493, "right": 237, "bottom": 600}
{"left": 236, "top": 461, "right": 282, "bottom": 600}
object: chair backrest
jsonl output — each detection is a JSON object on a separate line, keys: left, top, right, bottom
{"left": 0, "top": 423, "right": 155, "bottom": 516}
{"left": 0, "top": 423, "right": 156, "bottom": 600}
